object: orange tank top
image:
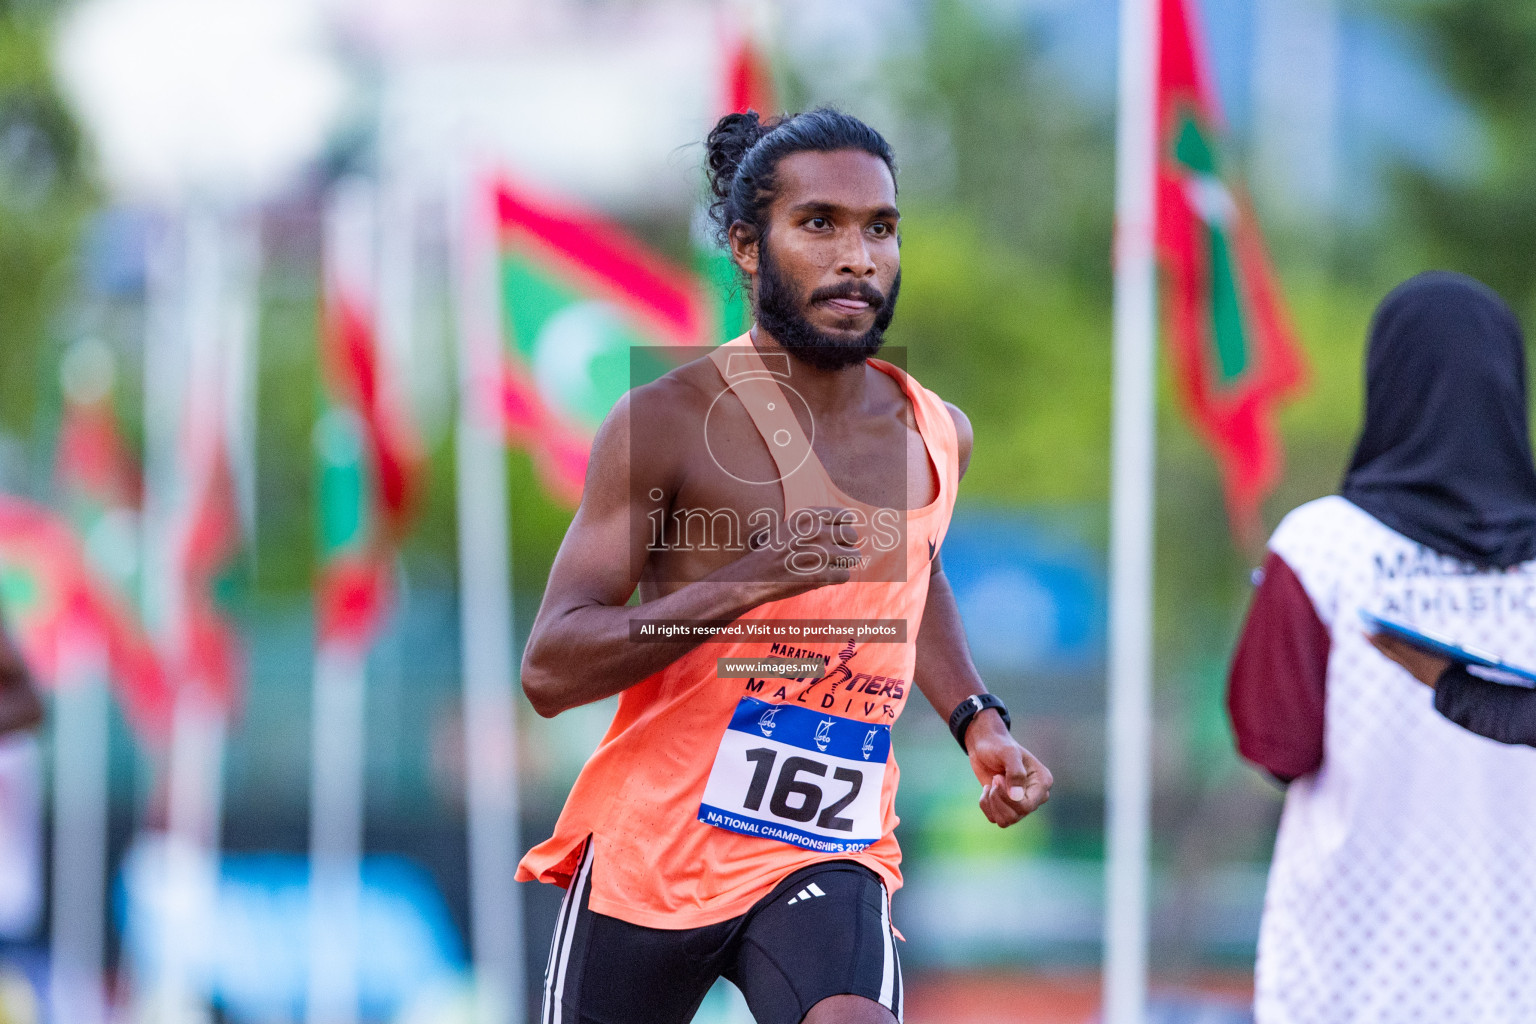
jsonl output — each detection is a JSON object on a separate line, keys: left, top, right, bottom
{"left": 516, "top": 335, "right": 961, "bottom": 929}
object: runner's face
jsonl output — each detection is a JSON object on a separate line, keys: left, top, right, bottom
{"left": 749, "top": 150, "right": 900, "bottom": 368}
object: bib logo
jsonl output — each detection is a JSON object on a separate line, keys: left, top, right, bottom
{"left": 862, "top": 727, "right": 878, "bottom": 760}
{"left": 815, "top": 718, "right": 834, "bottom": 752}
{"left": 758, "top": 707, "right": 781, "bottom": 738}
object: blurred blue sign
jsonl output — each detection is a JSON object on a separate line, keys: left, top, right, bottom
{"left": 83, "top": 208, "right": 151, "bottom": 297}
{"left": 939, "top": 509, "right": 1104, "bottom": 675}
{"left": 117, "top": 844, "right": 466, "bottom": 1023}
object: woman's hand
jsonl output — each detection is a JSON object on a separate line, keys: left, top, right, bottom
{"left": 1367, "top": 631, "right": 1451, "bottom": 688}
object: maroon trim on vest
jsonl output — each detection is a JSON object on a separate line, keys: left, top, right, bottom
{"left": 1228, "top": 551, "right": 1331, "bottom": 783}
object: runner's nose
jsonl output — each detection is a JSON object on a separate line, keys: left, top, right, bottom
{"left": 836, "top": 231, "right": 877, "bottom": 279}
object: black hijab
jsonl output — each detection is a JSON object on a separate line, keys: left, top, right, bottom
{"left": 1342, "top": 271, "right": 1536, "bottom": 569}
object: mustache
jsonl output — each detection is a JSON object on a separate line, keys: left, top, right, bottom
{"left": 807, "top": 282, "right": 887, "bottom": 310}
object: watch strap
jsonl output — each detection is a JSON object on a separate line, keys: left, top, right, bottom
{"left": 948, "top": 692, "right": 1011, "bottom": 753}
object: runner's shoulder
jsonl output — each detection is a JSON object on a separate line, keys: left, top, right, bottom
{"left": 589, "top": 359, "right": 719, "bottom": 493}
{"left": 594, "top": 362, "right": 711, "bottom": 442}
{"left": 943, "top": 401, "right": 974, "bottom": 477}
{"left": 626, "top": 357, "right": 719, "bottom": 430}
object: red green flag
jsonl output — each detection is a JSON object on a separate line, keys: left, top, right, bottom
{"left": 694, "top": 32, "right": 779, "bottom": 343}
{"left": 316, "top": 256, "right": 422, "bottom": 648}
{"left": 0, "top": 495, "right": 170, "bottom": 738}
{"left": 57, "top": 342, "right": 142, "bottom": 587}
{"left": 495, "top": 179, "right": 709, "bottom": 504}
{"left": 724, "top": 32, "right": 777, "bottom": 119}
{"left": 172, "top": 432, "right": 242, "bottom": 712}
{"left": 169, "top": 322, "right": 251, "bottom": 715}
{"left": 1157, "top": 0, "right": 1308, "bottom": 540}
{"left": 57, "top": 382, "right": 141, "bottom": 517}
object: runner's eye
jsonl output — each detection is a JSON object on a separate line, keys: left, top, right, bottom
{"left": 807, "top": 217, "right": 830, "bottom": 230}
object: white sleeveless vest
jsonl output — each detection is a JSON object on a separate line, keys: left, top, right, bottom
{"left": 1257, "top": 495, "right": 1536, "bottom": 1023}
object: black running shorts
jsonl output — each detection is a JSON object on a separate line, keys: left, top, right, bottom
{"left": 540, "top": 841, "right": 905, "bottom": 1024}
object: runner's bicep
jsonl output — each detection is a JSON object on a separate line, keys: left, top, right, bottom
{"left": 540, "top": 394, "right": 675, "bottom": 613}
{"left": 944, "top": 401, "right": 973, "bottom": 480}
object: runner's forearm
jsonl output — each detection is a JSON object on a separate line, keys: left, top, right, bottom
{"left": 915, "top": 574, "right": 989, "bottom": 718}
{"left": 911, "top": 567, "right": 995, "bottom": 725}
{"left": 522, "top": 572, "right": 784, "bottom": 717}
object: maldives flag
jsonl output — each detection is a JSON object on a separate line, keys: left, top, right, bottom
{"left": 168, "top": 319, "right": 250, "bottom": 715}
{"left": 0, "top": 496, "right": 170, "bottom": 738}
{"left": 724, "top": 31, "right": 776, "bottom": 119}
{"left": 695, "top": 31, "right": 778, "bottom": 343}
{"left": 315, "top": 259, "right": 422, "bottom": 648}
{"left": 496, "top": 179, "right": 709, "bottom": 504}
{"left": 172, "top": 434, "right": 242, "bottom": 712}
{"left": 1157, "top": 0, "right": 1308, "bottom": 540}
{"left": 57, "top": 386, "right": 141, "bottom": 516}
{"left": 57, "top": 345, "right": 142, "bottom": 589}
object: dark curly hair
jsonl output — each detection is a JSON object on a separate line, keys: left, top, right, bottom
{"left": 704, "top": 107, "right": 897, "bottom": 249}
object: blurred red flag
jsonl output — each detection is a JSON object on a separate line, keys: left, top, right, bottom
{"left": 172, "top": 433, "right": 242, "bottom": 712}
{"left": 696, "top": 29, "right": 779, "bottom": 343}
{"left": 1157, "top": 0, "right": 1308, "bottom": 541}
{"left": 494, "top": 178, "right": 708, "bottom": 504}
{"left": 724, "top": 32, "right": 776, "bottom": 118}
{"left": 57, "top": 393, "right": 141, "bottom": 512}
{"left": 315, "top": 264, "right": 423, "bottom": 648}
{"left": 51, "top": 348, "right": 173, "bottom": 742}
{"left": 0, "top": 495, "right": 170, "bottom": 739}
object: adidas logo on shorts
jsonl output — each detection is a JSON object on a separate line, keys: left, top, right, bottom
{"left": 787, "top": 882, "right": 827, "bottom": 905}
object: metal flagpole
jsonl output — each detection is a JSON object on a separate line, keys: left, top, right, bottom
{"left": 307, "top": 179, "right": 377, "bottom": 1024}
{"left": 49, "top": 629, "right": 110, "bottom": 1024}
{"left": 450, "top": 168, "right": 526, "bottom": 1024}
{"left": 137, "top": 207, "right": 178, "bottom": 1024}
{"left": 156, "top": 203, "right": 233, "bottom": 1024}
{"left": 1104, "top": 0, "right": 1160, "bottom": 1020}
{"left": 306, "top": 641, "right": 367, "bottom": 1024}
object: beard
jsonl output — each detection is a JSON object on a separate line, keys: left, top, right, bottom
{"left": 754, "top": 238, "right": 901, "bottom": 372}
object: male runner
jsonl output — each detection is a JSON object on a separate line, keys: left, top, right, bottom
{"left": 517, "top": 108, "right": 1053, "bottom": 1024}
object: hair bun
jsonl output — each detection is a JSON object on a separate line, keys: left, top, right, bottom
{"left": 706, "top": 111, "right": 768, "bottom": 202}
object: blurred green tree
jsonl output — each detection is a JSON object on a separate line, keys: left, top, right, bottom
{"left": 881, "top": 0, "right": 1116, "bottom": 505}
{"left": 892, "top": 0, "right": 1116, "bottom": 294}
{"left": 0, "top": 0, "right": 95, "bottom": 435}
{"left": 1395, "top": 0, "right": 1536, "bottom": 306}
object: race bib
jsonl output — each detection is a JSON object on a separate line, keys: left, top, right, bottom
{"left": 698, "top": 697, "right": 891, "bottom": 854}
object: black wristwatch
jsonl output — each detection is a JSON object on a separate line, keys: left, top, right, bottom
{"left": 948, "top": 693, "right": 1011, "bottom": 753}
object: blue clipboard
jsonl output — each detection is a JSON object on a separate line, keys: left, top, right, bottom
{"left": 1360, "top": 610, "right": 1536, "bottom": 687}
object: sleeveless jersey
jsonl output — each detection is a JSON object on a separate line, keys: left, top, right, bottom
{"left": 516, "top": 336, "right": 961, "bottom": 929}
{"left": 1256, "top": 496, "right": 1536, "bottom": 1023}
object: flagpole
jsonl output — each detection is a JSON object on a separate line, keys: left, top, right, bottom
{"left": 156, "top": 203, "right": 233, "bottom": 1024}
{"left": 160, "top": 689, "right": 224, "bottom": 1024}
{"left": 306, "top": 178, "right": 380, "bottom": 1024}
{"left": 450, "top": 169, "right": 526, "bottom": 1024}
{"left": 49, "top": 628, "right": 110, "bottom": 1024}
{"left": 140, "top": 205, "right": 204, "bottom": 1024}
{"left": 1105, "top": 0, "right": 1160, "bottom": 1020}
{"left": 307, "top": 640, "right": 366, "bottom": 1024}
{"left": 224, "top": 216, "right": 262, "bottom": 545}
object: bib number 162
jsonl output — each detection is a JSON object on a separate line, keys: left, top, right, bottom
{"left": 698, "top": 697, "right": 889, "bottom": 852}
{"left": 742, "top": 747, "right": 861, "bottom": 831}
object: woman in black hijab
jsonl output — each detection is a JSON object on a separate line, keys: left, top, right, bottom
{"left": 1356, "top": 271, "right": 1536, "bottom": 744}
